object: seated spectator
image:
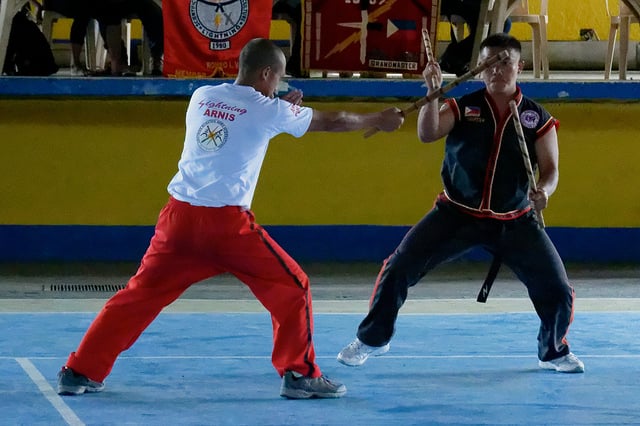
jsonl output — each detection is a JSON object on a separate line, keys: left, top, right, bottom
{"left": 3, "top": 3, "right": 59, "bottom": 76}
{"left": 42, "top": 0, "right": 95, "bottom": 75}
{"left": 41, "top": 0, "right": 162, "bottom": 76}
{"left": 439, "top": 0, "right": 512, "bottom": 76}
{"left": 95, "top": 0, "right": 164, "bottom": 76}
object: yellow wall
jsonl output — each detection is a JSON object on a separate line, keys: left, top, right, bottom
{"left": 440, "top": 0, "right": 637, "bottom": 41}
{"left": 1, "top": 99, "right": 639, "bottom": 228}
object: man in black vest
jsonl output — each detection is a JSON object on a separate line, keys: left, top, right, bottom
{"left": 338, "top": 33, "right": 584, "bottom": 375}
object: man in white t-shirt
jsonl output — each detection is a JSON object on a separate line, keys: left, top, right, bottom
{"left": 56, "top": 38, "right": 404, "bottom": 399}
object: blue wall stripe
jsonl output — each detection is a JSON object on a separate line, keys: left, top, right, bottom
{"left": 0, "top": 225, "right": 638, "bottom": 263}
{"left": 2, "top": 77, "right": 640, "bottom": 101}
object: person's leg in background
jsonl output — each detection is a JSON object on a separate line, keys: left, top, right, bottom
{"left": 103, "top": 23, "right": 127, "bottom": 74}
{"left": 94, "top": 0, "right": 163, "bottom": 75}
{"left": 69, "top": 17, "right": 90, "bottom": 74}
{"left": 438, "top": 0, "right": 481, "bottom": 75}
{"left": 503, "top": 17, "right": 512, "bottom": 33}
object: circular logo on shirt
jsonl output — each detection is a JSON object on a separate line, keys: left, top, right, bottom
{"left": 190, "top": 0, "right": 248, "bottom": 42}
{"left": 520, "top": 110, "right": 540, "bottom": 129}
{"left": 197, "top": 119, "right": 228, "bottom": 151}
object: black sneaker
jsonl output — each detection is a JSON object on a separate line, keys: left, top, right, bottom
{"left": 280, "top": 371, "right": 346, "bottom": 399}
{"left": 57, "top": 366, "right": 105, "bottom": 395}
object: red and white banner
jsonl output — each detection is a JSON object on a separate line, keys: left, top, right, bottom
{"left": 302, "top": 0, "right": 438, "bottom": 74}
{"left": 163, "top": 0, "right": 272, "bottom": 78}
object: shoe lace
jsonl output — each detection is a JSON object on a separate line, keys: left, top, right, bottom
{"left": 564, "top": 353, "right": 580, "bottom": 364}
{"left": 319, "top": 375, "right": 334, "bottom": 383}
{"left": 347, "top": 339, "right": 366, "bottom": 353}
{"left": 314, "top": 375, "right": 341, "bottom": 389}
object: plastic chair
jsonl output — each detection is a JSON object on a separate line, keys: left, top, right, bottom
{"left": 507, "top": 0, "right": 549, "bottom": 79}
{"left": 469, "top": 0, "right": 517, "bottom": 70}
{"left": 0, "top": 0, "right": 33, "bottom": 73}
{"left": 605, "top": 0, "right": 639, "bottom": 80}
{"left": 440, "top": 14, "right": 467, "bottom": 43}
{"left": 40, "top": 9, "right": 88, "bottom": 68}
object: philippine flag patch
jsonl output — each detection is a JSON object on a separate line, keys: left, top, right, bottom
{"left": 464, "top": 106, "right": 481, "bottom": 117}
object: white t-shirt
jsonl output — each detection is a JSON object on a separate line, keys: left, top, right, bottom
{"left": 167, "top": 83, "right": 313, "bottom": 208}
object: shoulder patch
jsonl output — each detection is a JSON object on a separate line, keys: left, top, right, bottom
{"left": 520, "top": 110, "right": 540, "bottom": 129}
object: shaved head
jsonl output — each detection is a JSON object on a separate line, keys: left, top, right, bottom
{"left": 238, "top": 38, "right": 286, "bottom": 77}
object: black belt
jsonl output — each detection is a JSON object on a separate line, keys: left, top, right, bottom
{"left": 476, "top": 254, "right": 502, "bottom": 303}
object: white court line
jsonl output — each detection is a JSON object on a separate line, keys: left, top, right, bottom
{"left": 15, "top": 358, "right": 84, "bottom": 426}
{"left": 114, "top": 354, "right": 640, "bottom": 360}
{"left": 6, "top": 354, "right": 640, "bottom": 361}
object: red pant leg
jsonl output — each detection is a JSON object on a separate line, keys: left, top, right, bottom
{"left": 66, "top": 198, "right": 322, "bottom": 381}
{"left": 215, "top": 210, "right": 322, "bottom": 378}
{"left": 66, "top": 200, "right": 221, "bottom": 382}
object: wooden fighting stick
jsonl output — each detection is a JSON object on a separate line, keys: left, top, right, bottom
{"left": 363, "top": 50, "right": 510, "bottom": 138}
{"left": 422, "top": 28, "right": 439, "bottom": 90}
{"left": 508, "top": 100, "right": 545, "bottom": 228}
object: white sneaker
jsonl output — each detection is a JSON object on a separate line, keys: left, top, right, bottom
{"left": 538, "top": 352, "right": 585, "bottom": 373}
{"left": 337, "top": 337, "right": 390, "bottom": 367}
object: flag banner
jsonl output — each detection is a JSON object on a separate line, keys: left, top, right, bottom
{"left": 302, "top": 0, "right": 438, "bottom": 75}
{"left": 163, "top": 0, "right": 272, "bottom": 78}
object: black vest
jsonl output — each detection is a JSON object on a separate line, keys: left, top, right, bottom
{"left": 440, "top": 87, "right": 557, "bottom": 218}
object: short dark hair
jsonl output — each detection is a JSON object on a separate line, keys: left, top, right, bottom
{"left": 238, "top": 38, "right": 284, "bottom": 74}
{"left": 480, "top": 33, "right": 521, "bottom": 54}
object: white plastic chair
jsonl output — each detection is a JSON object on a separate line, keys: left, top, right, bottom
{"left": 507, "top": 0, "right": 550, "bottom": 79}
{"left": 605, "top": 0, "right": 639, "bottom": 80}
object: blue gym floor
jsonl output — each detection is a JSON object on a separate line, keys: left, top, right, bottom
{"left": 2, "top": 311, "right": 639, "bottom": 425}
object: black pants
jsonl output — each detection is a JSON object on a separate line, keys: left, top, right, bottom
{"left": 45, "top": 0, "right": 163, "bottom": 58}
{"left": 356, "top": 199, "right": 575, "bottom": 362}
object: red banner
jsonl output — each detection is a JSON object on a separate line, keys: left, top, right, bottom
{"left": 163, "top": 0, "right": 272, "bottom": 78}
{"left": 302, "top": 0, "right": 438, "bottom": 74}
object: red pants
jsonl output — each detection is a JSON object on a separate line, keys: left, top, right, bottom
{"left": 66, "top": 197, "right": 321, "bottom": 382}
